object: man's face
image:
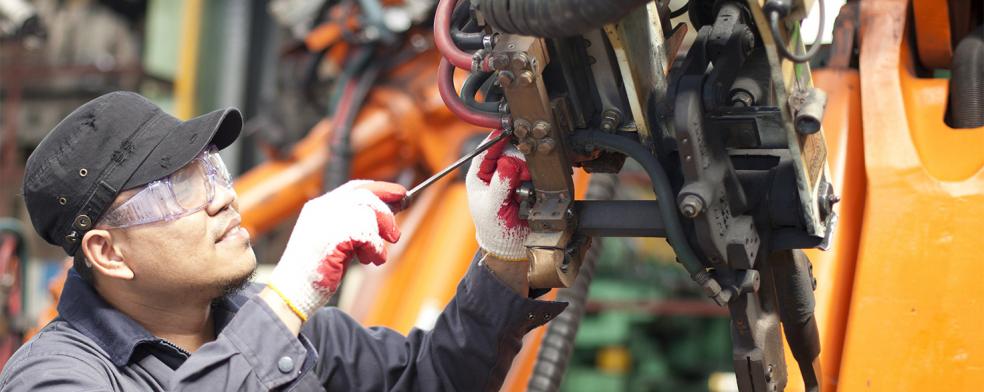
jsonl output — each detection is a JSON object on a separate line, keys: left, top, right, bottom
{"left": 107, "top": 170, "right": 256, "bottom": 299}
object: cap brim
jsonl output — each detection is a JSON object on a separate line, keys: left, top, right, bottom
{"left": 123, "top": 108, "right": 243, "bottom": 190}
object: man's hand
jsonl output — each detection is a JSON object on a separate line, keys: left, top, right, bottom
{"left": 265, "top": 180, "right": 406, "bottom": 324}
{"left": 466, "top": 130, "right": 533, "bottom": 294}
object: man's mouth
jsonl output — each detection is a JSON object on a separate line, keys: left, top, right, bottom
{"left": 217, "top": 217, "right": 246, "bottom": 243}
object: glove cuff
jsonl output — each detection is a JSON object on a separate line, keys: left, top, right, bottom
{"left": 475, "top": 228, "right": 528, "bottom": 261}
{"left": 268, "top": 267, "right": 332, "bottom": 321}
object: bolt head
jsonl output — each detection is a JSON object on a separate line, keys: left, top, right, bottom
{"left": 537, "top": 138, "right": 555, "bottom": 153}
{"left": 679, "top": 195, "right": 704, "bottom": 218}
{"left": 496, "top": 71, "right": 515, "bottom": 87}
{"left": 491, "top": 54, "right": 509, "bottom": 70}
{"left": 517, "top": 71, "right": 535, "bottom": 86}
{"left": 511, "top": 53, "right": 529, "bottom": 69}
{"left": 517, "top": 141, "right": 535, "bottom": 155}
{"left": 532, "top": 121, "right": 551, "bottom": 139}
{"left": 514, "top": 120, "right": 531, "bottom": 138}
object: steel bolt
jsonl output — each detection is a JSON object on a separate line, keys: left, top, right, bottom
{"left": 531, "top": 121, "right": 551, "bottom": 139}
{"left": 491, "top": 53, "right": 510, "bottom": 70}
{"left": 517, "top": 141, "right": 535, "bottom": 155}
{"left": 511, "top": 53, "right": 529, "bottom": 69}
{"left": 537, "top": 138, "right": 556, "bottom": 153}
{"left": 497, "top": 71, "right": 515, "bottom": 87}
{"left": 600, "top": 109, "right": 622, "bottom": 132}
{"left": 679, "top": 195, "right": 704, "bottom": 218}
{"left": 513, "top": 119, "right": 531, "bottom": 138}
{"left": 517, "top": 70, "right": 535, "bottom": 86}
{"left": 730, "top": 90, "right": 754, "bottom": 107}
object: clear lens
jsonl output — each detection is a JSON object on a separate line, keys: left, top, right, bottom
{"left": 98, "top": 145, "right": 234, "bottom": 229}
{"left": 170, "top": 161, "right": 209, "bottom": 210}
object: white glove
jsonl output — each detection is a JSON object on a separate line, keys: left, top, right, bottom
{"left": 267, "top": 180, "right": 405, "bottom": 321}
{"left": 465, "top": 130, "right": 531, "bottom": 261}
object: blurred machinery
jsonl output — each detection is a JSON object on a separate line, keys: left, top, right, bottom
{"left": 6, "top": 0, "right": 984, "bottom": 390}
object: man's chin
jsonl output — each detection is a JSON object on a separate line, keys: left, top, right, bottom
{"left": 219, "top": 265, "right": 257, "bottom": 297}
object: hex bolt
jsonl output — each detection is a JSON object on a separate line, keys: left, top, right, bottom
{"left": 497, "top": 71, "right": 515, "bottom": 87}
{"left": 513, "top": 119, "right": 531, "bottom": 138}
{"left": 600, "top": 109, "right": 622, "bottom": 132}
{"left": 491, "top": 53, "right": 509, "bottom": 70}
{"left": 511, "top": 53, "right": 529, "bottom": 69}
{"left": 517, "top": 141, "right": 535, "bottom": 155}
{"left": 517, "top": 70, "right": 535, "bottom": 86}
{"left": 531, "top": 121, "right": 551, "bottom": 139}
{"left": 537, "top": 138, "right": 556, "bottom": 153}
{"left": 679, "top": 194, "right": 704, "bottom": 218}
{"left": 730, "top": 90, "right": 755, "bottom": 107}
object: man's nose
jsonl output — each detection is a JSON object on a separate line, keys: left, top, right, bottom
{"left": 206, "top": 184, "right": 238, "bottom": 215}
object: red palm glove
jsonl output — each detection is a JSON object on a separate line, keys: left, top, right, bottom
{"left": 268, "top": 180, "right": 405, "bottom": 320}
{"left": 465, "top": 130, "right": 532, "bottom": 260}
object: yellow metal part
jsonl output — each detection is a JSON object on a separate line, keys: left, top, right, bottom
{"left": 174, "top": 0, "right": 202, "bottom": 120}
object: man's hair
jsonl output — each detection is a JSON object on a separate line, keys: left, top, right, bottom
{"left": 73, "top": 250, "right": 95, "bottom": 284}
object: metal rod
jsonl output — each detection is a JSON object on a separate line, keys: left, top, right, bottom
{"left": 397, "top": 129, "right": 512, "bottom": 211}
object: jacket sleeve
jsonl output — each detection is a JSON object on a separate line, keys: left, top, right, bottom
{"left": 303, "top": 251, "right": 568, "bottom": 392}
{"left": 170, "top": 294, "right": 316, "bottom": 391}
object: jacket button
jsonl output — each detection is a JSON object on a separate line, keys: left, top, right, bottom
{"left": 277, "top": 356, "right": 294, "bottom": 373}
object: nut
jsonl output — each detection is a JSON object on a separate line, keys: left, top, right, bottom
{"left": 496, "top": 71, "right": 515, "bottom": 87}
{"left": 491, "top": 53, "right": 510, "bottom": 70}
{"left": 531, "top": 121, "right": 551, "bottom": 139}
{"left": 511, "top": 53, "right": 529, "bottom": 69}
{"left": 517, "top": 70, "right": 535, "bottom": 86}
{"left": 537, "top": 138, "right": 556, "bottom": 153}
{"left": 513, "top": 119, "right": 531, "bottom": 138}
{"left": 517, "top": 141, "right": 535, "bottom": 155}
{"left": 679, "top": 194, "right": 704, "bottom": 218}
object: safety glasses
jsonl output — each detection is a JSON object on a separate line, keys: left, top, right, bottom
{"left": 98, "top": 146, "right": 234, "bottom": 229}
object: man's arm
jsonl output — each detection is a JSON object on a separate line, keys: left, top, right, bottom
{"left": 302, "top": 251, "right": 566, "bottom": 392}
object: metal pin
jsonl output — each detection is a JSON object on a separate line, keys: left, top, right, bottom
{"left": 391, "top": 129, "right": 513, "bottom": 212}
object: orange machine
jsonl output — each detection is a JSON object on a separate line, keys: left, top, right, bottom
{"left": 783, "top": 0, "right": 984, "bottom": 390}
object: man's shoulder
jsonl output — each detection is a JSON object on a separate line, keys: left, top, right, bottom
{"left": 2, "top": 319, "right": 112, "bottom": 378}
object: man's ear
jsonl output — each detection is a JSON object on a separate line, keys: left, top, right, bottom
{"left": 81, "top": 229, "right": 134, "bottom": 280}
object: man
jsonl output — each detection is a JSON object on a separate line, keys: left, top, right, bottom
{"left": 0, "top": 91, "right": 565, "bottom": 391}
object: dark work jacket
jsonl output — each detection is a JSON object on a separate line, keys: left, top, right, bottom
{"left": 0, "top": 252, "right": 566, "bottom": 391}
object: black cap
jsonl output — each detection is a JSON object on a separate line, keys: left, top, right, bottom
{"left": 22, "top": 91, "right": 243, "bottom": 255}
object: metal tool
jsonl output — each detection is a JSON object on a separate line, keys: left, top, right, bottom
{"left": 391, "top": 129, "right": 512, "bottom": 212}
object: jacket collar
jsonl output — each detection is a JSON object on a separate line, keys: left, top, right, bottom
{"left": 57, "top": 269, "right": 248, "bottom": 367}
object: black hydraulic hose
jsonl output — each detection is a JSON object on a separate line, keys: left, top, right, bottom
{"left": 451, "top": 1, "right": 484, "bottom": 51}
{"left": 949, "top": 26, "right": 984, "bottom": 129}
{"left": 452, "top": 19, "right": 485, "bottom": 51}
{"left": 527, "top": 174, "right": 617, "bottom": 392}
{"left": 476, "top": 0, "right": 652, "bottom": 38}
{"left": 460, "top": 71, "right": 501, "bottom": 113}
{"left": 570, "top": 130, "right": 705, "bottom": 278}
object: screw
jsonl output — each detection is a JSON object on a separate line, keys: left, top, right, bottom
{"left": 679, "top": 195, "right": 704, "bottom": 218}
{"left": 497, "top": 71, "right": 515, "bottom": 87}
{"left": 517, "top": 71, "right": 535, "bottom": 86}
{"left": 537, "top": 138, "right": 556, "bottom": 153}
{"left": 517, "top": 141, "right": 535, "bottom": 155}
{"left": 511, "top": 53, "right": 529, "bottom": 69}
{"left": 828, "top": 194, "right": 841, "bottom": 204}
{"left": 730, "top": 90, "right": 754, "bottom": 107}
{"left": 514, "top": 119, "right": 531, "bottom": 138}
{"left": 532, "top": 121, "right": 551, "bottom": 139}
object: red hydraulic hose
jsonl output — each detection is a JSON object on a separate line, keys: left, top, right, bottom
{"left": 434, "top": 0, "right": 475, "bottom": 70}
{"left": 438, "top": 58, "right": 502, "bottom": 129}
